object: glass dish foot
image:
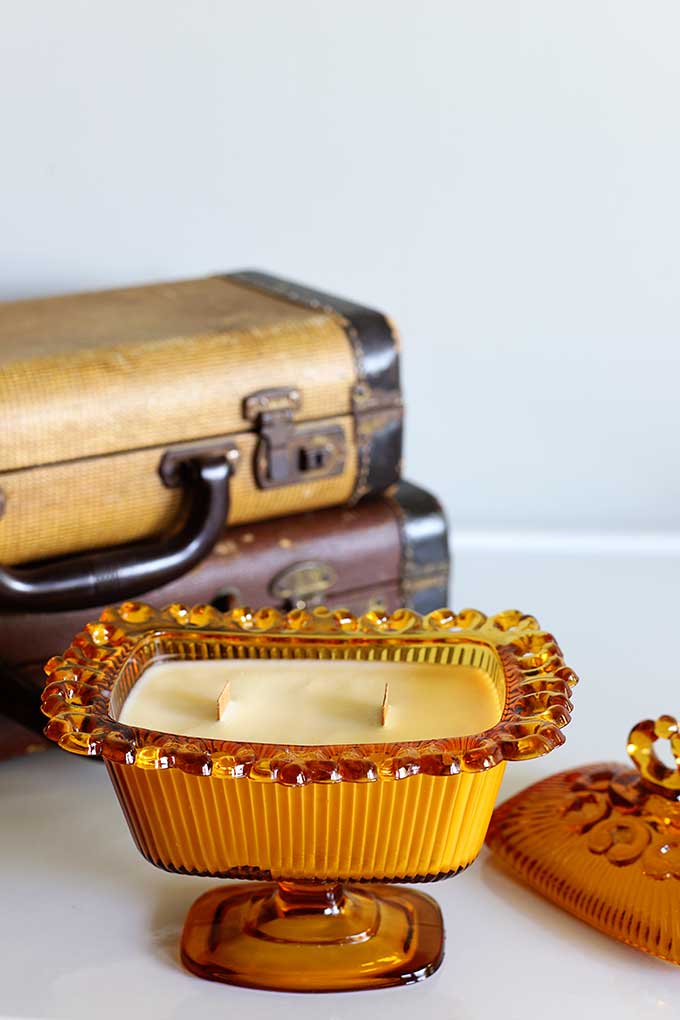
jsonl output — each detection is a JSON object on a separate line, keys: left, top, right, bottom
{"left": 180, "top": 879, "right": 445, "bottom": 993}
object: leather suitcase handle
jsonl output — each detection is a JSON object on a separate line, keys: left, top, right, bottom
{"left": 0, "top": 454, "right": 233, "bottom": 612}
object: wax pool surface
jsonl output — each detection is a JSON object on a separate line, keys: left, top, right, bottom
{"left": 118, "top": 659, "right": 502, "bottom": 745}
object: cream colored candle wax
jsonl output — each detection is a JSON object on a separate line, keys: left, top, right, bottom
{"left": 119, "top": 659, "right": 502, "bottom": 745}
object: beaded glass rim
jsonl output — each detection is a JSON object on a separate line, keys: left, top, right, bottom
{"left": 40, "top": 603, "right": 578, "bottom": 784}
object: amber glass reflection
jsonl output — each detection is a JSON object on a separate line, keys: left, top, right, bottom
{"left": 42, "top": 602, "right": 577, "bottom": 992}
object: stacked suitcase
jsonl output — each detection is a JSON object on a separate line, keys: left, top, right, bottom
{"left": 0, "top": 272, "right": 450, "bottom": 756}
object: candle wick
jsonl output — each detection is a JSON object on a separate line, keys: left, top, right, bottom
{"left": 380, "top": 681, "right": 390, "bottom": 727}
{"left": 216, "top": 679, "right": 231, "bottom": 721}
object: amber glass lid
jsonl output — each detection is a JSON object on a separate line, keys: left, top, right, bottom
{"left": 486, "top": 714, "right": 680, "bottom": 966}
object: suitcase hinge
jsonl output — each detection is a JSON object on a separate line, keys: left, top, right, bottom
{"left": 244, "top": 388, "right": 347, "bottom": 489}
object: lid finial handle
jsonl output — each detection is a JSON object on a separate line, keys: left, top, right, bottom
{"left": 627, "top": 715, "right": 680, "bottom": 796}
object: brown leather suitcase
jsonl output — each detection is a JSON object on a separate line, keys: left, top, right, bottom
{"left": 0, "top": 715, "right": 49, "bottom": 762}
{"left": 2, "top": 481, "right": 449, "bottom": 746}
{"left": 0, "top": 271, "right": 402, "bottom": 612}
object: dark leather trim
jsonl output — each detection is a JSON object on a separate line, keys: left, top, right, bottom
{"left": 388, "top": 481, "right": 451, "bottom": 613}
{"left": 359, "top": 410, "right": 402, "bottom": 499}
{"left": 228, "top": 270, "right": 403, "bottom": 502}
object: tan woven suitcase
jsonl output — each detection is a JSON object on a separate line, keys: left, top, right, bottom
{"left": 0, "top": 272, "right": 402, "bottom": 610}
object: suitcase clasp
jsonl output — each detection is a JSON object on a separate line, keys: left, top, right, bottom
{"left": 244, "top": 388, "right": 347, "bottom": 489}
{"left": 269, "top": 559, "right": 338, "bottom": 610}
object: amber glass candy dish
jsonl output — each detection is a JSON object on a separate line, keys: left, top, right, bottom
{"left": 42, "top": 603, "right": 577, "bottom": 993}
{"left": 487, "top": 714, "right": 680, "bottom": 966}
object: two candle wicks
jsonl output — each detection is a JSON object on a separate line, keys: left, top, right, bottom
{"left": 217, "top": 678, "right": 391, "bottom": 727}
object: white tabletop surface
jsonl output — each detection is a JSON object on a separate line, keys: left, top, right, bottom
{"left": 2, "top": 532, "right": 679, "bottom": 1020}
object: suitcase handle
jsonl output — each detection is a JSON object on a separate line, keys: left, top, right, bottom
{"left": 0, "top": 453, "right": 234, "bottom": 611}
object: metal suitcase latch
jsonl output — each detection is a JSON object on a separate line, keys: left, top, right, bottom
{"left": 244, "top": 388, "right": 347, "bottom": 489}
{"left": 269, "top": 559, "right": 339, "bottom": 610}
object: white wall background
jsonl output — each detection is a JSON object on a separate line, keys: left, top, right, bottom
{"left": 2, "top": 1, "right": 679, "bottom": 533}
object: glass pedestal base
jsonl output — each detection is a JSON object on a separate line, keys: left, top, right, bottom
{"left": 180, "top": 880, "right": 445, "bottom": 993}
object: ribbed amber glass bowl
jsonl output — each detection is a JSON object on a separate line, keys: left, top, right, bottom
{"left": 42, "top": 602, "right": 578, "bottom": 993}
